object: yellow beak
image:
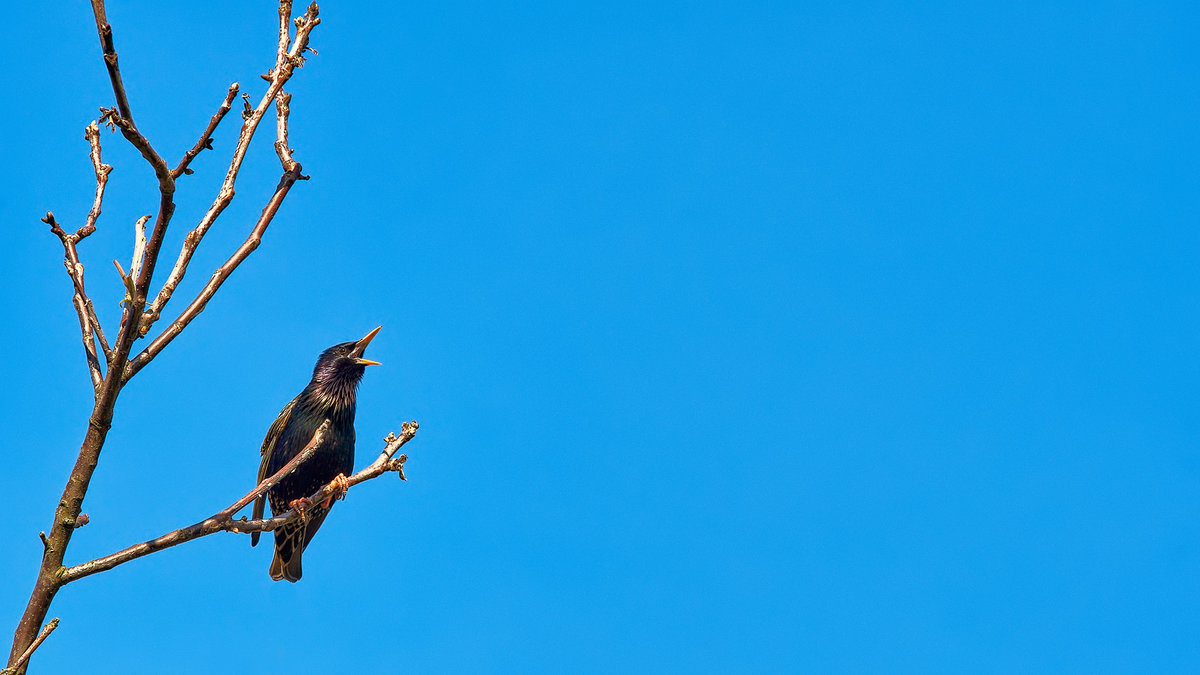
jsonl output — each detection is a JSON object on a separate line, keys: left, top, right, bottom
{"left": 350, "top": 325, "right": 382, "bottom": 365}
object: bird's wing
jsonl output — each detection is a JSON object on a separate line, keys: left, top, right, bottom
{"left": 251, "top": 396, "right": 297, "bottom": 547}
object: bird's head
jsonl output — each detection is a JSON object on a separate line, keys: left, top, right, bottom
{"left": 311, "top": 326, "right": 382, "bottom": 387}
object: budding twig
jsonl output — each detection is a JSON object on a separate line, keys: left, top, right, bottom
{"left": 173, "top": 84, "right": 240, "bottom": 179}
{"left": 1, "top": 618, "right": 58, "bottom": 675}
{"left": 44, "top": 211, "right": 104, "bottom": 389}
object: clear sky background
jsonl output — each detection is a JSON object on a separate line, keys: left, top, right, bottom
{"left": 1, "top": 1, "right": 1196, "bottom": 673}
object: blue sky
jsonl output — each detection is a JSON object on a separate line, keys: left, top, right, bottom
{"left": 2, "top": 1, "right": 1197, "bottom": 672}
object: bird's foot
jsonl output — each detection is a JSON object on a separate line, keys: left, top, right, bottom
{"left": 322, "top": 473, "right": 350, "bottom": 509}
{"left": 288, "top": 497, "right": 313, "bottom": 522}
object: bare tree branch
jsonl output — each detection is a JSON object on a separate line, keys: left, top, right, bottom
{"left": 0, "top": 620, "right": 58, "bottom": 675}
{"left": 277, "top": 0, "right": 295, "bottom": 80}
{"left": 88, "top": 0, "right": 133, "bottom": 124}
{"left": 274, "top": 91, "right": 301, "bottom": 173}
{"left": 43, "top": 212, "right": 103, "bottom": 389}
{"left": 62, "top": 421, "right": 417, "bottom": 583}
{"left": 128, "top": 216, "right": 149, "bottom": 286}
{"left": 80, "top": 123, "right": 111, "bottom": 242}
{"left": 173, "top": 84, "right": 239, "bottom": 179}
{"left": 273, "top": 2, "right": 302, "bottom": 174}
{"left": 81, "top": 121, "right": 112, "bottom": 365}
{"left": 138, "top": 2, "right": 320, "bottom": 338}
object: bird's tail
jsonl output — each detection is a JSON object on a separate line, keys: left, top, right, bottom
{"left": 269, "top": 507, "right": 330, "bottom": 582}
{"left": 269, "top": 547, "right": 302, "bottom": 582}
{"left": 270, "top": 521, "right": 306, "bottom": 582}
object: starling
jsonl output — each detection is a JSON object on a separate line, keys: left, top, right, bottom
{"left": 251, "top": 326, "right": 382, "bottom": 582}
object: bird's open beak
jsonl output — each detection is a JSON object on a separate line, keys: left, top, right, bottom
{"left": 350, "top": 325, "right": 382, "bottom": 366}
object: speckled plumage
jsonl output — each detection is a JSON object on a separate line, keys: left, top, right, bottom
{"left": 251, "top": 328, "right": 381, "bottom": 582}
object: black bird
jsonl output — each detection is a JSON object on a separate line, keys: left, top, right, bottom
{"left": 251, "top": 326, "right": 382, "bottom": 582}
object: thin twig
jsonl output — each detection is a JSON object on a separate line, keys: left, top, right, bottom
{"left": 80, "top": 123, "right": 111, "bottom": 240}
{"left": 1, "top": 619, "right": 58, "bottom": 675}
{"left": 88, "top": 0, "right": 133, "bottom": 124}
{"left": 69, "top": 290, "right": 103, "bottom": 390}
{"left": 273, "top": 1, "right": 300, "bottom": 173}
{"left": 276, "top": 1, "right": 294, "bottom": 78}
{"left": 129, "top": 215, "right": 149, "bottom": 291}
{"left": 139, "top": 2, "right": 320, "bottom": 337}
{"left": 43, "top": 213, "right": 104, "bottom": 389}
{"left": 79, "top": 121, "right": 112, "bottom": 358}
{"left": 80, "top": 122, "right": 112, "bottom": 356}
{"left": 75, "top": 123, "right": 113, "bottom": 360}
{"left": 173, "top": 84, "right": 239, "bottom": 179}
{"left": 61, "top": 421, "right": 416, "bottom": 583}
{"left": 274, "top": 90, "right": 299, "bottom": 172}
